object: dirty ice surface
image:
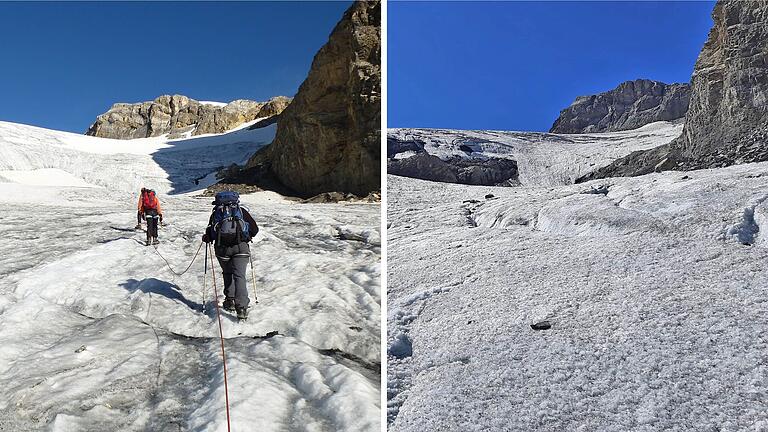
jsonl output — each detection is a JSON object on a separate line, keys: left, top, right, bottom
{"left": 388, "top": 122, "right": 768, "bottom": 431}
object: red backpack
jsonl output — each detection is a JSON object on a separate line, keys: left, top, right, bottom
{"left": 142, "top": 190, "right": 157, "bottom": 210}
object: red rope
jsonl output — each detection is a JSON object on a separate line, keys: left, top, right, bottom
{"left": 208, "top": 244, "right": 232, "bottom": 432}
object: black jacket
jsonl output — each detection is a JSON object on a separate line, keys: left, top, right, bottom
{"left": 205, "top": 207, "right": 259, "bottom": 244}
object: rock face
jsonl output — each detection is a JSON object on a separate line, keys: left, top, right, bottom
{"left": 387, "top": 153, "right": 519, "bottom": 186}
{"left": 386, "top": 135, "right": 519, "bottom": 186}
{"left": 255, "top": 96, "right": 292, "bottom": 118}
{"left": 86, "top": 95, "right": 290, "bottom": 139}
{"left": 579, "top": 1, "right": 768, "bottom": 182}
{"left": 245, "top": 0, "right": 381, "bottom": 196}
{"left": 676, "top": 1, "right": 768, "bottom": 166}
{"left": 387, "top": 129, "right": 520, "bottom": 186}
{"left": 550, "top": 79, "right": 691, "bottom": 134}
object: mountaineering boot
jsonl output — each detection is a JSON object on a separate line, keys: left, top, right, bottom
{"left": 222, "top": 298, "right": 236, "bottom": 312}
{"left": 134, "top": 224, "right": 141, "bottom": 230}
{"left": 236, "top": 306, "right": 248, "bottom": 321}
{"left": 153, "top": 237, "right": 160, "bottom": 245}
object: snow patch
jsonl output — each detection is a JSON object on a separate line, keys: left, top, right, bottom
{"left": 199, "top": 101, "right": 227, "bottom": 107}
{"left": 0, "top": 168, "right": 100, "bottom": 188}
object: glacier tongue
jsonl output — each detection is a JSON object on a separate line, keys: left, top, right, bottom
{"left": 388, "top": 120, "right": 684, "bottom": 187}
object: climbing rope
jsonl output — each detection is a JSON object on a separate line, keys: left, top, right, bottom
{"left": 208, "top": 243, "right": 232, "bottom": 432}
{"left": 152, "top": 241, "right": 204, "bottom": 276}
{"left": 144, "top": 236, "right": 233, "bottom": 429}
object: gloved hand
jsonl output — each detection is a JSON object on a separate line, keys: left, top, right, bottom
{"left": 202, "top": 233, "right": 211, "bottom": 243}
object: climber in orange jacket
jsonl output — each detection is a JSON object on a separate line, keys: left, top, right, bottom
{"left": 136, "top": 188, "right": 163, "bottom": 245}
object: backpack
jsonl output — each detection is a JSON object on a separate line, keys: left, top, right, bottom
{"left": 142, "top": 190, "right": 158, "bottom": 210}
{"left": 211, "top": 191, "right": 250, "bottom": 246}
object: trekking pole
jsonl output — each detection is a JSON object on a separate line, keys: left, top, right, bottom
{"left": 248, "top": 253, "right": 258, "bottom": 302}
{"left": 202, "top": 242, "right": 208, "bottom": 313}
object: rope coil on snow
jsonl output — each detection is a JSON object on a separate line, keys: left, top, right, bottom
{"left": 208, "top": 243, "right": 232, "bottom": 432}
{"left": 152, "top": 242, "right": 204, "bottom": 276}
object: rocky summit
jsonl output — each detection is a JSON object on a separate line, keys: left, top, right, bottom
{"left": 86, "top": 94, "right": 290, "bottom": 139}
{"left": 245, "top": 0, "right": 381, "bottom": 197}
{"left": 579, "top": 1, "right": 768, "bottom": 182}
{"left": 550, "top": 79, "right": 691, "bottom": 134}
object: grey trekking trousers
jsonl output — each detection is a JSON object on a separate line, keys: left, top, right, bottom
{"left": 215, "top": 241, "right": 250, "bottom": 308}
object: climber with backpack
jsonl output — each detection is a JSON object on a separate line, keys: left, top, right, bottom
{"left": 138, "top": 188, "right": 163, "bottom": 246}
{"left": 202, "top": 191, "right": 259, "bottom": 321}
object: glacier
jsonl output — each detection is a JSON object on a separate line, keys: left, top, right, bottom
{"left": 0, "top": 120, "right": 381, "bottom": 431}
{"left": 387, "top": 121, "right": 768, "bottom": 431}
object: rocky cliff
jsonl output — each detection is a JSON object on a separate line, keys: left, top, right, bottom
{"left": 387, "top": 153, "right": 519, "bottom": 186}
{"left": 386, "top": 134, "right": 519, "bottom": 186}
{"left": 550, "top": 79, "right": 691, "bottom": 134}
{"left": 245, "top": 0, "right": 381, "bottom": 196}
{"left": 676, "top": 1, "right": 768, "bottom": 166}
{"left": 579, "top": 1, "right": 768, "bottom": 182}
{"left": 86, "top": 95, "right": 290, "bottom": 139}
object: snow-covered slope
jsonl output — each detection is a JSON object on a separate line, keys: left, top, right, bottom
{"left": 0, "top": 119, "right": 276, "bottom": 195}
{"left": 388, "top": 123, "right": 768, "bottom": 430}
{"left": 0, "top": 121, "right": 381, "bottom": 431}
{"left": 389, "top": 120, "right": 683, "bottom": 186}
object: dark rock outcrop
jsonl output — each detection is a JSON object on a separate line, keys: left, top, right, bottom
{"left": 387, "top": 132, "right": 520, "bottom": 186}
{"left": 387, "top": 153, "right": 519, "bottom": 186}
{"left": 676, "top": 1, "right": 768, "bottom": 166}
{"left": 86, "top": 95, "right": 290, "bottom": 139}
{"left": 386, "top": 137, "right": 425, "bottom": 158}
{"left": 245, "top": 1, "right": 381, "bottom": 197}
{"left": 579, "top": 1, "right": 768, "bottom": 182}
{"left": 550, "top": 79, "right": 691, "bottom": 134}
{"left": 577, "top": 144, "right": 678, "bottom": 183}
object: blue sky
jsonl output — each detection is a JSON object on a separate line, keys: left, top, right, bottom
{"left": 0, "top": 1, "right": 350, "bottom": 133}
{"left": 389, "top": 1, "right": 716, "bottom": 132}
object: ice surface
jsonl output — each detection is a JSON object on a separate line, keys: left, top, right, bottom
{"left": 0, "top": 168, "right": 100, "bottom": 188}
{"left": 388, "top": 120, "right": 684, "bottom": 187}
{"left": 388, "top": 123, "right": 768, "bottom": 431}
{"left": 0, "top": 121, "right": 380, "bottom": 431}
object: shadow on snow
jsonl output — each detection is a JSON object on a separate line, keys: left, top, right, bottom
{"left": 119, "top": 277, "right": 202, "bottom": 312}
{"left": 148, "top": 124, "right": 276, "bottom": 195}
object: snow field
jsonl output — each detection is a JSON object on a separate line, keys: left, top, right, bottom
{"left": 0, "top": 120, "right": 380, "bottom": 431}
{"left": 387, "top": 125, "right": 768, "bottom": 431}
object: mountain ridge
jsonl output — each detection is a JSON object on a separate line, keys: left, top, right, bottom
{"left": 86, "top": 94, "right": 291, "bottom": 140}
{"left": 550, "top": 79, "right": 691, "bottom": 134}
